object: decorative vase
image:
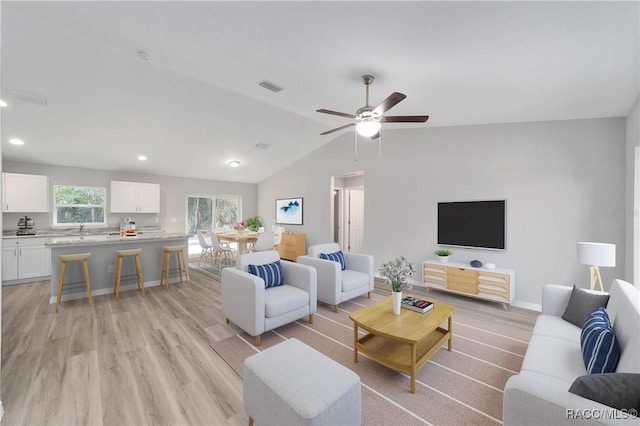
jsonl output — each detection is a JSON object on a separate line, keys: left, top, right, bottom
{"left": 392, "top": 290, "right": 402, "bottom": 315}
{"left": 438, "top": 255, "right": 449, "bottom": 263}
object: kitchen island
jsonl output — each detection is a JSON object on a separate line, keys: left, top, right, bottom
{"left": 46, "top": 233, "right": 190, "bottom": 304}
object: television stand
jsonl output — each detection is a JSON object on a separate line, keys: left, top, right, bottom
{"left": 422, "top": 260, "right": 514, "bottom": 310}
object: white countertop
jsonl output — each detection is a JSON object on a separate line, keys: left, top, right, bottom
{"left": 45, "top": 233, "right": 191, "bottom": 246}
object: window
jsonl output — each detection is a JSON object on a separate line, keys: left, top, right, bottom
{"left": 54, "top": 185, "right": 107, "bottom": 227}
{"left": 187, "top": 195, "right": 241, "bottom": 233}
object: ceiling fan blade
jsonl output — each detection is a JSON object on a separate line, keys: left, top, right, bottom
{"left": 380, "top": 115, "right": 429, "bottom": 123}
{"left": 372, "top": 92, "right": 406, "bottom": 116}
{"left": 320, "top": 123, "right": 356, "bottom": 135}
{"left": 316, "top": 109, "right": 356, "bottom": 119}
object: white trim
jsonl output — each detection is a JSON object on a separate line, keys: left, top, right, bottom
{"left": 48, "top": 278, "right": 181, "bottom": 304}
{"left": 511, "top": 299, "right": 541, "bottom": 312}
{"left": 634, "top": 147, "right": 640, "bottom": 287}
{"left": 0, "top": 401, "right": 4, "bottom": 422}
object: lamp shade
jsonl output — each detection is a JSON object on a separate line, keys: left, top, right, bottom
{"left": 577, "top": 242, "right": 616, "bottom": 267}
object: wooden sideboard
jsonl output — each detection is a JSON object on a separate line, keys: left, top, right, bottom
{"left": 422, "top": 260, "right": 515, "bottom": 310}
{"left": 276, "top": 232, "right": 306, "bottom": 261}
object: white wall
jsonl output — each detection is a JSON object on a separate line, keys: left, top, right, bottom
{"left": 2, "top": 161, "right": 258, "bottom": 233}
{"left": 625, "top": 95, "right": 639, "bottom": 284}
{"left": 258, "top": 118, "right": 626, "bottom": 306}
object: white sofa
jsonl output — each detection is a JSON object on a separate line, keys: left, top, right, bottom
{"left": 504, "top": 279, "right": 640, "bottom": 425}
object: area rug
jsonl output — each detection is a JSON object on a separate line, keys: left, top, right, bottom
{"left": 210, "top": 294, "right": 532, "bottom": 425}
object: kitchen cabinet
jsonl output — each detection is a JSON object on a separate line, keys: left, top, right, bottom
{"left": 2, "top": 237, "right": 51, "bottom": 283}
{"left": 110, "top": 180, "right": 160, "bottom": 213}
{"left": 2, "top": 173, "right": 49, "bottom": 212}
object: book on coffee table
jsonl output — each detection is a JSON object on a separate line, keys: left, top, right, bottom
{"left": 401, "top": 296, "right": 434, "bottom": 313}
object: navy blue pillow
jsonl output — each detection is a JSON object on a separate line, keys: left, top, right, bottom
{"left": 320, "top": 251, "right": 345, "bottom": 270}
{"left": 248, "top": 261, "right": 284, "bottom": 288}
{"left": 580, "top": 307, "right": 621, "bottom": 374}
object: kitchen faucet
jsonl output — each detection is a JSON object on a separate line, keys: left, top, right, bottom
{"left": 79, "top": 223, "right": 85, "bottom": 234}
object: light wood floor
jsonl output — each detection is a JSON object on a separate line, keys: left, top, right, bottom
{"left": 1, "top": 270, "right": 538, "bottom": 425}
{"left": 1, "top": 270, "right": 246, "bottom": 426}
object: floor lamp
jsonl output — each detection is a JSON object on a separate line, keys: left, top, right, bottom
{"left": 577, "top": 242, "right": 616, "bottom": 291}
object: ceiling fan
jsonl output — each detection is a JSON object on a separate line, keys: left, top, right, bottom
{"left": 317, "top": 74, "right": 429, "bottom": 139}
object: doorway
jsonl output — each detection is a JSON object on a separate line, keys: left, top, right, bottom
{"left": 332, "top": 172, "right": 365, "bottom": 253}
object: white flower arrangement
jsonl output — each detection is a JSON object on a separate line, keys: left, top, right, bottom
{"left": 379, "top": 256, "right": 416, "bottom": 292}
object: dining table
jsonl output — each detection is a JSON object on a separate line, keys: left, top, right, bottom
{"left": 216, "top": 231, "right": 259, "bottom": 254}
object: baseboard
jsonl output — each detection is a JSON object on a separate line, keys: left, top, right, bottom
{"left": 48, "top": 277, "right": 181, "bottom": 304}
{"left": 511, "top": 299, "right": 542, "bottom": 312}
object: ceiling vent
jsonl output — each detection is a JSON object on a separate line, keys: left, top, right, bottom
{"left": 254, "top": 143, "right": 271, "bottom": 150}
{"left": 258, "top": 80, "right": 284, "bottom": 93}
{"left": 9, "top": 90, "right": 48, "bottom": 106}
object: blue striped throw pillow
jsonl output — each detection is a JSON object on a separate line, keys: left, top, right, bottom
{"left": 580, "top": 307, "right": 621, "bottom": 374}
{"left": 320, "top": 251, "right": 345, "bottom": 270}
{"left": 248, "top": 261, "right": 284, "bottom": 288}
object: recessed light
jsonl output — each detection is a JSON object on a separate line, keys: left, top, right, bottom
{"left": 9, "top": 138, "right": 24, "bottom": 145}
{"left": 229, "top": 160, "right": 240, "bottom": 168}
{"left": 138, "top": 155, "right": 147, "bottom": 161}
{"left": 0, "top": 100, "right": 7, "bottom": 107}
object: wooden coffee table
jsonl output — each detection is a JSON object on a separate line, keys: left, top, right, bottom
{"left": 349, "top": 296, "right": 456, "bottom": 393}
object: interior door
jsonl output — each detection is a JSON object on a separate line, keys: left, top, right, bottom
{"left": 347, "top": 188, "right": 365, "bottom": 253}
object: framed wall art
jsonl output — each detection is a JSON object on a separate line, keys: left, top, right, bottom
{"left": 276, "top": 197, "right": 303, "bottom": 225}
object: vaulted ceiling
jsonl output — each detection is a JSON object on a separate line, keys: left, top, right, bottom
{"left": 2, "top": 1, "right": 638, "bottom": 183}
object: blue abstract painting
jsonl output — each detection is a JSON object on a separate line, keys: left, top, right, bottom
{"left": 276, "top": 197, "right": 303, "bottom": 225}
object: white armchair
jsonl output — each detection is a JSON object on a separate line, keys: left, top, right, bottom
{"left": 222, "top": 250, "right": 317, "bottom": 346}
{"left": 298, "top": 243, "right": 374, "bottom": 312}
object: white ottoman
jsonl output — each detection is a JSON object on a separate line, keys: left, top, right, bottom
{"left": 243, "top": 338, "right": 361, "bottom": 426}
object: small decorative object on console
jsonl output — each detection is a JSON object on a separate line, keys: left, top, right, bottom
{"left": 484, "top": 263, "right": 496, "bottom": 269}
{"left": 401, "top": 296, "right": 434, "bottom": 313}
{"left": 470, "top": 260, "right": 483, "bottom": 268}
{"left": 435, "top": 249, "right": 453, "bottom": 263}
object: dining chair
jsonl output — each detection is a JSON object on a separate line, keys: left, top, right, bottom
{"left": 197, "top": 230, "right": 214, "bottom": 266}
{"left": 273, "top": 227, "right": 284, "bottom": 247}
{"left": 251, "top": 231, "right": 275, "bottom": 252}
{"left": 212, "top": 232, "right": 235, "bottom": 268}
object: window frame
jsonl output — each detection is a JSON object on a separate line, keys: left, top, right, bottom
{"left": 52, "top": 185, "right": 108, "bottom": 228}
{"left": 186, "top": 194, "right": 242, "bottom": 233}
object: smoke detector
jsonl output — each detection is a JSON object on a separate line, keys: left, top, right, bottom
{"left": 137, "top": 50, "right": 151, "bottom": 61}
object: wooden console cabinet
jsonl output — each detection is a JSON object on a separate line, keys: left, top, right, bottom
{"left": 422, "top": 260, "right": 515, "bottom": 310}
{"left": 276, "top": 232, "right": 306, "bottom": 261}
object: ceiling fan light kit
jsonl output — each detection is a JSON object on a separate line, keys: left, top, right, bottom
{"left": 356, "top": 119, "right": 381, "bottom": 137}
{"left": 317, "top": 74, "right": 429, "bottom": 160}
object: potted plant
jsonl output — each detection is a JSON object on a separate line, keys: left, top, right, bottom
{"left": 245, "top": 216, "right": 262, "bottom": 232}
{"left": 379, "top": 256, "right": 416, "bottom": 315}
{"left": 435, "top": 249, "right": 453, "bottom": 263}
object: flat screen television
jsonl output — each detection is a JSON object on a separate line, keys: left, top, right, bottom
{"left": 437, "top": 200, "right": 506, "bottom": 250}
